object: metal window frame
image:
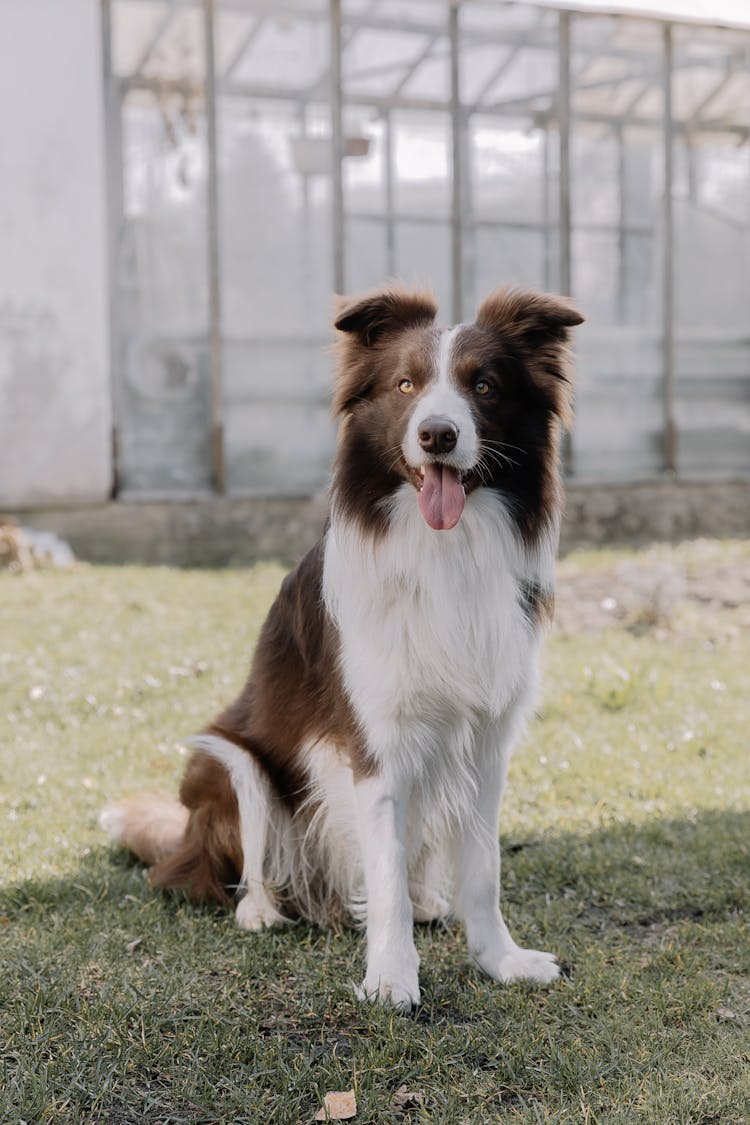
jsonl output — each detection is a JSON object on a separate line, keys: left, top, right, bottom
{"left": 102, "top": 0, "right": 750, "bottom": 495}
{"left": 662, "top": 21, "right": 677, "bottom": 475}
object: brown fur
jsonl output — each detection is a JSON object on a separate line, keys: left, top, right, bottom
{"left": 134, "top": 542, "right": 374, "bottom": 906}
{"left": 105, "top": 794, "right": 189, "bottom": 866}
{"left": 331, "top": 284, "right": 582, "bottom": 544}
{"left": 475, "top": 287, "right": 582, "bottom": 429}
{"left": 207, "top": 540, "right": 375, "bottom": 795}
{"left": 148, "top": 753, "right": 244, "bottom": 905}
{"left": 103, "top": 282, "right": 582, "bottom": 912}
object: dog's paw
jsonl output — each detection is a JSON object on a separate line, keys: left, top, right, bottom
{"left": 410, "top": 886, "right": 450, "bottom": 924}
{"left": 482, "top": 946, "right": 560, "bottom": 985}
{"left": 355, "top": 969, "right": 420, "bottom": 1012}
{"left": 235, "top": 891, "right": 287, "bottom": 932}
{"left": 99, "top": 803, "right": 126, "bottom": 842}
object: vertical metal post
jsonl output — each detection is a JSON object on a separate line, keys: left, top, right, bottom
{"left": 330, "top": 0, "right": 346, "bottom": 294}
{"left": 558, "top": 10, "right": 573, "bottom": 472}
{"left": 449, "top": 2, "right": 463, "bottom": 323}
{"left": 299, "top": 103, "right": 313, "bottom": 306}
{"left": 616, "top": 125, "right": 627, "bottom": 324}
{"left": 460, "top": 86, "right": 476, "bottom": 312}
{"left": 383, "top": 111, "right": 397, "bottom": 277}
{"left": 203, "top": 0, "right": 225, "bottom": 492}
{"left": 101, "top": 0, "right": 123, "bottom": 496}
{"left": 558, "top": 11, "right": 572, "bottom": 298}
{"left": 542, "top": 123, "right": 551, "bottom": 290}
{"left": 662, "top": 22, "right": 677, "bottom": 474}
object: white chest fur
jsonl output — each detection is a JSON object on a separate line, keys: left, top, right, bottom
{"left": 324, "top": 485, "right": 557, "bottom": 778}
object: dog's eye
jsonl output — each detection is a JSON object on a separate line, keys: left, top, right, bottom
{"left": 398, "top": 379, "right": 415, "bottom": 394}
{"left": 474, "top": 379, "right": 491, "bottom": 396}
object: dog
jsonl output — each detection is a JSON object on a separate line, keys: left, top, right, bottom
{"left": 101, "top": 283, "right": 583, "bottom": 1011}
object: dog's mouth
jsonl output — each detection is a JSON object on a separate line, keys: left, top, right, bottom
{"left": 406, "top": 462, "right": 466, "bottom": 531}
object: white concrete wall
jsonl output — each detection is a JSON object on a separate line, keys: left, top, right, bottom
{"left": 0, "top": 0, "right": 111, "bottom": 507}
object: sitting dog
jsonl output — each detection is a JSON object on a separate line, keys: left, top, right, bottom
{"left": 101, "top": 283, "right": 583, "bottom": 1010}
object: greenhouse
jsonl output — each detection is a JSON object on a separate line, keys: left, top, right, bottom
{"left": 104, "top": 0, "right": 750, "bottom": 495}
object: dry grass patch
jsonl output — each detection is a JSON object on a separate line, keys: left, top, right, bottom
{"left": 2, "top": 541, "right": 749, "bottom": 1122}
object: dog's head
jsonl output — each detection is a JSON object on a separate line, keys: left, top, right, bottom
{"left": 332, "top": 283, "right": 583, "bottom": 537}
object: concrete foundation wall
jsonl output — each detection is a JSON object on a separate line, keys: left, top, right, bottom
{"left": 8, "top": 480, "right": 750, "bottom": 566}
{"left": 0, "top": 0, "right": 111, "bottom": 507}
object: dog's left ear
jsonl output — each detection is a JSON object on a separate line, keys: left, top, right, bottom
{"left": 332, "top": 285, "right": 437, "bottom": 416}
{"left": 476, "top": 288, "right": 584, "bottom": 428}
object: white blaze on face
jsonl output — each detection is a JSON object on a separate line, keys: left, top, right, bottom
{"left": 403, "top": 326, "right": 479, "bottom": 531}
{"left": 404, "top": 326, "right": 478, "bottom": 471}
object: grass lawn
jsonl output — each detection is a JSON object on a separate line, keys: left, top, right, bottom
{"left": 1, "top": 542, "right": 749, "bottom": 1123}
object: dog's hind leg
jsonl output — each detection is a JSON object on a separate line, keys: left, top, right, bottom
{"left": 188, "top": 734, "right": 288, "bottom": 930}
{"left": 409, "top": 838, "right": 451, "bottom": 923}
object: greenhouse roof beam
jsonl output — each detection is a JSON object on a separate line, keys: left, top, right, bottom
{"left": 620, "top": 77, "right": 655, "bottom": 116}
{"left": 132, "top": 3, "right": 175, "bottom": 75}
{"left": 222, "top": 15, "right": 265, "bottom": 79}
{"left": 480, "top": 55, "right": 738, "bottom": 120}
{"left": 120, "top": 0, "right": 750, "bottom": 35}
{"left": 472, "top": 8, "right": 550, "bottom": 107}
{"left": 686, "top": 51, "right": 742, "bottom": 127}
{"left": 390, "top": 29, "right": 443, "bottom": 98}
{"left": 304, "top": 0, "right": 380, "bottom": 104}
{"left": 340, "top": 47, "right": 443, "bottom": 90}
{"left": 120, "top": 73, "right": 750, "bottom": 138}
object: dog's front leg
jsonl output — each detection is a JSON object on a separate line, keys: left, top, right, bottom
{"left": 354, "top": 774, "right": 419, "bottom": 1011}
{"left": 454, "top": 743, "right": 560, "bottom": 986}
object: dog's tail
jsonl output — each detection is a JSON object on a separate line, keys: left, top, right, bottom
{"left": 99, "top": 794, "right": 189, "bottom": 867}
{"left": 99, "top": 746, "right": 246, "bottom": 906}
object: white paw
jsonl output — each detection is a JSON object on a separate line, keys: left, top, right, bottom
{"left": 355, "top": 972, "right": 420, "bottom": 1012}
{"left": 355, "top": 951, "right": 421, "bottom": 1011}
{"left": 98, "top": 803, "right": 125, "bottom": 842}
{"left": 411, "top": 887, "right": 450, "bottom": 923}
{"left": 488, "top": 946, "right": 560, "bottom": 985}
{"left": 235, "top": 890, "right": 286, "bottom": 931}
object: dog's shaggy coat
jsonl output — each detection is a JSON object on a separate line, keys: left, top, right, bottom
{"left": 101, "top": 283, "right": 583, "bottom": 1009}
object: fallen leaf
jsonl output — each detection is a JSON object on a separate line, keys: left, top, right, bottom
{"left": 391, "top": 1084, "right": 425, "bottom": 1110}
{"left": 315, "top": 1089, "right": 357, "bottom": 1121}
{"left": 716, "top": 1005, "right": 736, "bottom": 1021}
{"left": 126, "top": 938, "right": 143, "bottom": 954}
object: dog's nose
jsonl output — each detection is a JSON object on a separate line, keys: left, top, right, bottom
{"left": 417, "top": 416, "right": 458, "bottom": 455}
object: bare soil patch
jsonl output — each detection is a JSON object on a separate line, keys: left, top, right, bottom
{"left": 555, "top": 540, "right": 750, "bottom": 634}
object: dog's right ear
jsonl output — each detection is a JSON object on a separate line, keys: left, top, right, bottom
{"left": 334, "top": 285, "right": 437, "bottom": 346}
{"left": 332, "top": 285, "right": 437, "bottom": 416}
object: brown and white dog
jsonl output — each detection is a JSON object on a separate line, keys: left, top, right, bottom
{"left": 101, "top": 283, "right": 583, "bottom": 1011}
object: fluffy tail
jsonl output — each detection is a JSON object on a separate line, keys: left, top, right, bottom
{"left": 100, "top": 750, "right": 245, "bottom": 906}
{"left": 99, "top": 794, "right": 189, "bottom": 867}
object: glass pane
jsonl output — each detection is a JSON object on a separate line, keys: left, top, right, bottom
{"left": 215, "top": 0, "right": 335, "bottom": 494}
{"left": 570, "top": 14, "right": 666, "bottom": 481}
{"left": 672, "top": 25, "right": 750, "bottom": 476}
{"left": 216, "top": 87, "right": 335, "bottom": 492}
{"left": 115, "top": 76, "right": 213, "bottom": 492}
{"left": 461, "top": 4, "right": 558, "bottom": 312}
{"left": 341, "top": 1, "right": 452, "bottom": 311}
{"left": 396, "top": 220, "right": 451, "bottom": 314}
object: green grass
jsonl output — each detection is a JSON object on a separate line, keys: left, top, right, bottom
{"left": 1, "top": 544, "right": 749, "bottom": 1123}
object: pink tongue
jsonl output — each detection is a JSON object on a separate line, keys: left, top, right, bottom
{"left": 417, "top": 464, "right": 466, "bottom": 530}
